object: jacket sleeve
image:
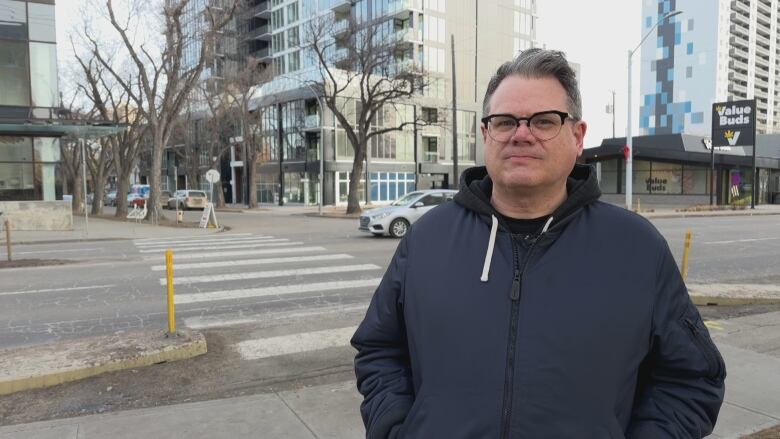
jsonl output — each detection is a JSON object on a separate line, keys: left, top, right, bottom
{"left": 627, "top": 243, "right": 726, "bottom": 439}
{"left": 351, "top": 237, "right": 414, "bottom": 439}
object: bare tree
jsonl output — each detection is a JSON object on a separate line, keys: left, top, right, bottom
{"left": 60, "top": 139, "right": 84, "bottom": 213}
{"left": 303, "top": 15, "right": 430, "bottom": 214}
{"left": 221, "top": 60, "right": 273, "bottom": 208}
{"left": 85, "top": 0, "right": 237, "bottom": 220}
{"left": 72, "top": 48, "right": 148, "bottom": 218}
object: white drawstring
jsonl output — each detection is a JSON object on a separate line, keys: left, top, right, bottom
{"left": 541, "top": 216, "right": 554, "bottom": 234}
{"left": 480, "top": 215, "right": 499, "bottom": 282}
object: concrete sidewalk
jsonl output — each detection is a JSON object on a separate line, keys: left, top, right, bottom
{"left": 1, "top": 312, "right": 779, "bottom": 438}
{"left": 1, "top": 215, "right": 225, "bottom": 245}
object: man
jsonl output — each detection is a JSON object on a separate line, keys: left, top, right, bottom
{"left": 351, "top": 48, "right": 725, "bottom": 438}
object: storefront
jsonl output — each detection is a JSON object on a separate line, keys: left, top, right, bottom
{"left": 582, "top": 134, "right": 780, "bottom": 206}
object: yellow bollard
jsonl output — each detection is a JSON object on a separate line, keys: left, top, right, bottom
{"left": 166, "top": 249, "right": 176, "bottom": 335}
{"left": 681, "top": 229, "right": 693, "bottom": 281}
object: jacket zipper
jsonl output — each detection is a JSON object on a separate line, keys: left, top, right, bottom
{"left": 500, "top": 235, "right": 541, "bottom": 439}
{"left": 683, "top": 318, "right": 724, "bottom": 379}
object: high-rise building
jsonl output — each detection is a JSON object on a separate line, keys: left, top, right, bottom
{"left": 639, "top": 0, "right": 780, "bottom": 136}
{"left": 245, "top": 0, "right": 538, "bottom": 206}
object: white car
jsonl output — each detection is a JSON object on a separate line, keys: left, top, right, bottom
{"left": 359, "top": 190, "right": 457, "bottom": 238}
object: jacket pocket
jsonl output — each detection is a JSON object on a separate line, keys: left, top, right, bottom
{"left": 395, "top": 395, "right": 426, "bottom": 438}
{"left": 679, "top": 305, "right": 726, "bottom": 380}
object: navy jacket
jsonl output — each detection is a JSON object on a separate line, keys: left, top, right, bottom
{"left": 352, "top": 165, "right": 725, "bottom": 439}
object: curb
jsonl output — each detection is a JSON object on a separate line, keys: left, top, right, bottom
{"left": 0, "top": 329, "right": 207, "bottom": 396}
{"left": 642, "top": 210, "right": 780, "bottom": 219}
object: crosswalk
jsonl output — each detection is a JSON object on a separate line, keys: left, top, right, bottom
{"left": 133, "top": 233, "right": 382, "bottom": 361}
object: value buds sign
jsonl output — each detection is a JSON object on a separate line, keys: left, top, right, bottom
{"left": 711, "top": 99, "right": 755, "bottom": 147}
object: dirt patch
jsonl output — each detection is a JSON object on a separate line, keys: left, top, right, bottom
{"left": 742, "top": 423, "right": 780, "bottom": 438}
{"left": 695, "top": 301, "right": 780, "bottom": 321}
{"left": 0, "top": 259, "right": 73, "bottom": 269}
{"left": 0, "top": 329, "right": 353, "bottom": 426}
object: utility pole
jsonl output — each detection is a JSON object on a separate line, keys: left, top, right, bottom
{"left": 451, "top": 34, "right": 458, "bottom": 189}
{"left": 277, "top": 102, "right": 284, "bottom": 206}
{"left": 611, "top": 90, "right": 616, "bottom": 138}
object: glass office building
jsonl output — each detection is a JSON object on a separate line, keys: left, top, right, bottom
{"left": 0, "top": 0, "right": 62, "bottom": 202}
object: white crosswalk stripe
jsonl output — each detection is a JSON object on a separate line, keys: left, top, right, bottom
{"left": 236, "top": 326, "right": 358, "bottom": 360}
{"left": 138, "top": 239, "right": 295, "bottom": 253}
{"left": 133, "top": 233, "right": 253, "bottom": 244}
{"left": 175, "top": 278, "right": 382, "bottom": 305}
{"left": 161, "top": 264, "right": 380, "bottom": 285}
{"left": 149, "top": 254, "right": 353, "bottom": 271}
{"left": 149, "top": 246, "right": 327, "bottom": 261}
{"left": 136, "top": 232, "right": 380, "bottom": 362}
{"left": 134, "top": 236, "right": 275, "bottom": 248}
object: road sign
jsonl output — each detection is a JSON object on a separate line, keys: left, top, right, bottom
{"left": 711, "top": 100, "right": 756, "bottom": 147}
{"left": 199, "top": 203, "right": 218, "bottom": 229}
{"left": 205, "top": 169, "right": 220, "bottom": 184}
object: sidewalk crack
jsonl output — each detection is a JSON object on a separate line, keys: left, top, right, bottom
{"left": 276, "top": 391, "right": 319, "bottom": 439}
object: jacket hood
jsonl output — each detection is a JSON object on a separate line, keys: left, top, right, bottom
{"left": 454, "top": 164, "right": 602, "bottom": 231}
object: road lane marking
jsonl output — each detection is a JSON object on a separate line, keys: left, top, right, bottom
{"left": 134, "top": 236, "right": 275, "bottom": 247}
{"left": 133, "top": 233, "right": 252, "bottom": 243}
{"left": 703, "top": 238, "right": 779, "bottom": 244}
{"left": 183, "top": 303, "right": 369, "bottom": 329}
{"left": 0, "top": 284, "right": 117, "bottom": 296}
{"left": 175, "top": 278, "right": 382, "bottom": 304}
{"left": 146, "top": 246, "right": 327, "bottom": 261}
{"left": 138, "top": 240, "right": 296, "bottom": 253}
{"left": 161, "top": 264, "right": 381, "bottom": 285}
{"left": 236, "top": 326, "right": 358, "bottom": 360}
{"left": 7, "top": 248, "right": 102, "bottom": 255}
{"left": 704, "top": 321, "right": 724, "bottom": 331}
{"left": 150, "top": 254, "right": 353, "bottom": 271}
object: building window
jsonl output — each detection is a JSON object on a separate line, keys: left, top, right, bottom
{"left": 27, "top": 3, "right": 56, "bottom": 43}
{"left": 682, "top": 164, "right": 709, "bottom": 195}
{"left": 0, "top": 40, "right": 31, "bottom": 106}
{"left": 598, "top": 159, "right": 618, "bottom": 194}
{"left": 0, "top": 0, "right": 27, "bottom": 40}
{"left": 29, "top": 42, "right": 59, "bottom": 108}
{"left": 0, "top": 136, "right": 60, "bottom": 201}
{"left": 369, "top": 172, "right": 415, "bottom": 203}
{"left": 686, "top": 66, "right": 692, "bottom": 78}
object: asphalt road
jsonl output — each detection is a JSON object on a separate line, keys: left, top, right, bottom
{"left": 0, "top": 211, "right": 777, "bottom": 425}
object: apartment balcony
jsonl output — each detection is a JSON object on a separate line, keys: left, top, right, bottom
{"left": 332, "top": 18, "right": 350, "bottom": 39}
{"left": 757, "top": 0, "right": 772, "bottom": 16}
{"left": 729, "top": 82, "right": 748, "bottom": 96}
{"left": 331, "top": 47, "right": 350, "bottom": 67}
{"left": 730, "top": 11, "right": 751, "bottom": 28}
{"left": 249, "top": 47, "right": 273, "bottom": 62}
{"left": 395, "top": 28, "right": 422, "bottom": 45}
{"left": 729, "top": 34, "right": 749, "bottom": 49}
{"left": 246, "top": 24, "right": 271, "bottom": 40}
{"left": 248, "top": 1, "right": 271, "bottom": 18}
{"left": 397, "top": 58, "right": 422, "bottom": 73}
{"left": 729, "top": 46, "right": 749, "bottom": 61}
{"left": 388, "top": 0, "right": 423, "bottom": 18}
{"left": 732, "top": 0, "right": 751, "bottom": 15}
{"left": 332, "top": 0, "right": 354, "bottom": 14}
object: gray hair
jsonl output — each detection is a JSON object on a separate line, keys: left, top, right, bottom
{"left": 482, "top": 48, "right": 582, "bottom": 120}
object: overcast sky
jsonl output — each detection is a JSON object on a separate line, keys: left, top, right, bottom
{"left": 56, "top": 1, "right": 644, "bottom": 147}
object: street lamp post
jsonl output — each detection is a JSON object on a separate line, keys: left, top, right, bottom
{"left": 626, "top": 10, "right": 682, "bottom": 210}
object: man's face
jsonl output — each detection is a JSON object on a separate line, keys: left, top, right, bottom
{"left": 481, "top": 75, "right": 586, "bottom": 193}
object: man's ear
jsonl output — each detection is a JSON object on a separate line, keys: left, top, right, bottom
{"left": 573, "top": 120, "right": 587, "bottom": 157}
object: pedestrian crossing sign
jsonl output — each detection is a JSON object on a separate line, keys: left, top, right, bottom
{"left": 199, "top": 203, "right": 219, "bottom": 229}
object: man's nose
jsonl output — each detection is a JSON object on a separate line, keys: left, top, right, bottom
{"left": 510, "top": 121, "right": 534, "bottom": 141}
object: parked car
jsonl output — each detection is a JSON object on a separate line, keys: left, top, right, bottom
{"left": 160, "top": 190, "right": 172, "bottom": 208}
{"left": 167, "top": 190, "right": 208, "bottom": 210}
{"left": 104, "top": 191, "right": 117, "bottom": 206}
{"left": 128, "top": 184, "right": 150, "bottom": 207}
{"left": 359, "top": 190, "right": 457, "bottom": 238}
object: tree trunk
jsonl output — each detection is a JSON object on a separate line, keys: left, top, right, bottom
{"left": 346, "top": 144, "right": 366, "bottom": 214}
{"left": 146, "top": 129, "right": 164, "bottom": 221}
{"left": 215, "top": 179, "right": 226, "bottom": 208}
{"left": 187, "top": 168, "right": 199, "bottom": 191}
{"left": 247, "top": 154, "right": 257, "bottom": 208}
{"left": 72, "top": 170, "right": 84, "bottom": 214}
{"left": 90, "top": 169, "right": 106, "bottom": 215}
{"left": 62, "top": 175, "right": 69, "bottom": 198}
{"left": 115, "top": 170, "right": 131, "bottom": 217}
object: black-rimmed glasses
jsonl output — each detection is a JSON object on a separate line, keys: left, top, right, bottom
{"left": 481, "top": 110, "right": 573, "bottom": 142}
